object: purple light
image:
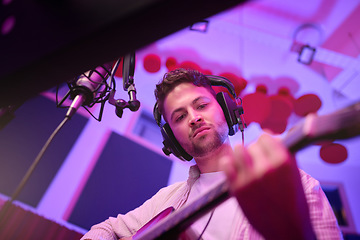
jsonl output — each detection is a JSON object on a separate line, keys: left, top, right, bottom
{"left": 2, "top": 0, "right": 13, "bottom": 5}
{"left": 1, "top": 15, "right": 15, "bottom": 35}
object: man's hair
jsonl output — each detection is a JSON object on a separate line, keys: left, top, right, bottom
{"left": 155, "top": 68, "right": 216, "bottom": 117}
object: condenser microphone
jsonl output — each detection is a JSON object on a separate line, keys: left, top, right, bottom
{"left": 66, "top": 62, "right": 113, "bottom": 119}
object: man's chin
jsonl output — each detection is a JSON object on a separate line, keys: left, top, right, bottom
{"left": 184, "top": 132, "right": 225, "bottom": 156}
{"left": 191, "top": 141, "right": 221, "bottom": 157}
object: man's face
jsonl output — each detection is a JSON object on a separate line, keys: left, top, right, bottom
{"left": 163, "top": 83, "right": 228, "bottom": 158}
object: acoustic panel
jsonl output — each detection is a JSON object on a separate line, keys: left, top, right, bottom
{"left": 69, "top": 132, "right": 172, "bottom": 230}
{"left": 0, "top": 95, "right": 88, "bottom": 207}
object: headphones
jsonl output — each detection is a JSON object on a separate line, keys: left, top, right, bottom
{"left": 153, "top": 75, "right": 245, "bottom": 161}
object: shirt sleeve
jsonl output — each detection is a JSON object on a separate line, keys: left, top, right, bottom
{"left": 299, "top": 169, "right": 344, "bottom": 240}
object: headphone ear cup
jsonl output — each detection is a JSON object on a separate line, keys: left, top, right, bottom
{"left": 216, "top": 92, "right": 240, "bottom": 136}
{"left": 153, "top": 102, "right": 162, "bottom": 127}
{"left": 161, "top": 123, "right": 193, "bottom": 161}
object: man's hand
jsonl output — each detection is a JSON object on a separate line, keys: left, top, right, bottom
{"left": 221, "top": 134, "right": 316, "bottom": 240}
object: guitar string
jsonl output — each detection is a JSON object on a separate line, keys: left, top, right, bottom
{"left": 197, "top": 209, "right": 215, "bottom": 240}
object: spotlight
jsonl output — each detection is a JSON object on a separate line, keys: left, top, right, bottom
{"left": 189, "top": 20, "right": 209, "bottom": 33}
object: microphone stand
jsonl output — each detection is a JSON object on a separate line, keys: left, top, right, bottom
{"left": 108, "top": 84, "right": 140, "bottom": 118}
{"left": 109, "top": 52, "right": 140, "bottom": 118}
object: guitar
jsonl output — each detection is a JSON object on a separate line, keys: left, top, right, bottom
{"left": 134, "top": 101, "right": 360, "bottom": 240}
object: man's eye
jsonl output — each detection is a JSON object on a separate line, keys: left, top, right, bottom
{"left": 175, "top": 114, "right": 185, "bottom": 122}
{"left": 198, "top": 104, "right": 208, "bottom": 110}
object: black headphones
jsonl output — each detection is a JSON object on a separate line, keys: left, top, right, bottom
{"left": 153, "top": 75, "right": 245, "bottom": 161}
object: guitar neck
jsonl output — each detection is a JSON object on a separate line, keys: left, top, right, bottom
{"left": 284, "top": 102, "right": 360, "bottom": 152}
{"left": 134, "top": 101, "right": 360, "bottom": 240}
{"left": 134, "top": 179, "right": 230, "bottom": 240}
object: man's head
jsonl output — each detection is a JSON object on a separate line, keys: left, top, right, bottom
{"left": 155, "top": 68, "right": 216, "bottom": 120}
{"left": 155, "top": 69, "right": 229, "bottom": 158}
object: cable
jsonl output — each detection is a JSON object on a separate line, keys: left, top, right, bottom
{"left": 196, "top": 209, "right": 215, "bottom": 240}
{"left": 0, "top": 116, "right": 70, "bottom": 229}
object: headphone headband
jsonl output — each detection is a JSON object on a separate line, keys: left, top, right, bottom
{"left": 206, "top": 75, "right": 236, "bottom": 98}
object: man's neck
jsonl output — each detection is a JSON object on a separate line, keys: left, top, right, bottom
{"left": 194, "top": 140, "right": 233, "bottom": 173}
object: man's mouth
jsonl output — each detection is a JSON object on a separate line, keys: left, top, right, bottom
{"left": 192, "top": 126, "right": 211, "bottom": 138}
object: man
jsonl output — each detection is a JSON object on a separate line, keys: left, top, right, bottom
{"left": 81, "top": 69, "right": 342, "bottom": 239}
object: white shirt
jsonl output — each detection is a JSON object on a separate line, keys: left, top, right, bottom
{"left": 185, "top": 171, "right": 240, "bottom": 240}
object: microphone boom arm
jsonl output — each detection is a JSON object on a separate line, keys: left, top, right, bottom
{"left": 109, "top": 52, "right": 140, "bottom": 118}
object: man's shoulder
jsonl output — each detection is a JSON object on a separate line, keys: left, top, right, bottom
{"left": 155, "top": 180, "right": 188, "bottom": 195}
{"left": 298, "top": 168, "right": 321, "bottom": 192}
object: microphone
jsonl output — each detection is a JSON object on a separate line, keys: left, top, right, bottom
{"left": 65, "top": 62, "right": 113, "bottom": 119}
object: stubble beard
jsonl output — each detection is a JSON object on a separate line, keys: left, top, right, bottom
{"left": 186, "top": 126, "right": 228, "bottom": 158}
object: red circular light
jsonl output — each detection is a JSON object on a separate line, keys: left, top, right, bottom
{"left": 320, "top": 143, "right": 348, "bottom": 164}
{"left": 143, "top": 54, "right": 161, "bottom": 73}
{"left": 294, "top": 94, "right": 322, "bottom": 116}
{"left": 179, "top": 61, "right": 201, "bottom": 71}
{"left": 260, "top": 118, "right": 288, "bottom": 134}
{"left": 165, "top": 57, "right": 178, "bottom": 71}
{"left": 243, "top": 92, "right": 271, "bottom": 124}
{"left": 256, "top": 84, "right": 267, "bottom": 94}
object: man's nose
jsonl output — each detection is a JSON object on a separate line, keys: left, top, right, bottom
{"left": 189, "top": 113, "right": 203, "bottom": 126}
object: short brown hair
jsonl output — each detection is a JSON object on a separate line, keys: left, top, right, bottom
{"left": 155, "top": 68, "right": 216, "bottom": 116}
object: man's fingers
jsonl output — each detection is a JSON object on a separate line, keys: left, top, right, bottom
{"left": 222, "top": 134, "right": 296, "bottom": 196}
{"left": 219, "top": 155, "right": 237, "bottom": 182}
{"left": 258, "top": 134, "right": 295, "bottom": 168}
{"left": 219, "top": 145, "right": 247, "bottom": 181}
{"left": 220, "top": 144, "right": 255, "bottom": 193}
{"left": 225, "top": 134, "right": 295, "bottom": 189}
